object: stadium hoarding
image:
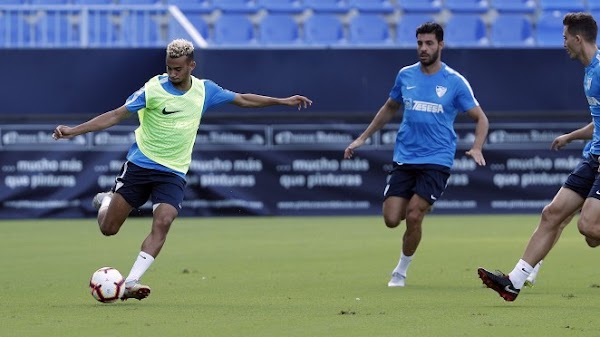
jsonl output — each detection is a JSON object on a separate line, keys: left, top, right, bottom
{"left": 0, "top": 123, "right": 587, "bottom": 219}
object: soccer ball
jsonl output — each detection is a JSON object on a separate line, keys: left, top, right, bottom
{"left": 89, "top": 267, "right": 125, "bottom": 303}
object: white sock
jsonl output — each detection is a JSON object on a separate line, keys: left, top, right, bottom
{"left": 99, "top": 195, "right": 112, "bottom": 212}
{"left": 527, "top": 260, "right": 543, "bottom": 281}
{"left": 393, "top": 252, "right": 413, "bottom": 277}
{"left": 125, "top": 251, "right": 155, "bottom": 284}
{"left": 508, "top": 259, "right": 533, "bottom": 289}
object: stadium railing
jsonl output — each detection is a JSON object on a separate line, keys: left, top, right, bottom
{"left": 0, "top": 0, "right": 593, "bottom": 48}
{"left": 0, "top": 3, "right": 208, "bottom": 48}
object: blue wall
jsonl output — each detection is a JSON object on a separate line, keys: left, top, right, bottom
{"left": 2, "top": 48, "right": 589, "bottom": 122}
{"left": 0, "top": 48, "right": 593, "bottom": 218}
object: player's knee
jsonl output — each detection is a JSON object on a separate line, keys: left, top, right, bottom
{"left": 577, "top": 218, "right": 596, "bottom": 240}
{"left": 585, "top": 236, "right": 600, "bottom": 248}
{"left": 383, "top": 214, "right": 401, "bottom": 228}
{"left": 99, "top": 225, "right": 119, "bottom": 236}
{"left": 98, "top": 220, "right": 120, "bottom": 236}
{"left": 540, "top": 204, "right": 559, "bottom": 223}
{"left": 405, "top": 208, "right": 425, "bottom": 226}
{"left": 540, "top": 205, "right": 566, "bottom": 230}
{"left": 153, "top": 214, "right": 175, "bottom": 229}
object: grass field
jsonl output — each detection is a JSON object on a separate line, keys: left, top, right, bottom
{"left": 1, "top": 215, "right": 600, "bottom": 337}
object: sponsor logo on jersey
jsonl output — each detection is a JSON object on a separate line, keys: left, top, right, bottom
{"left": 411, "top": 100, "right": 444, "bottom": 113}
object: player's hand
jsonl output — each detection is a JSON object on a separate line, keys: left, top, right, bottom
{"left": 284, "top": 95, "right": 312, "bottom": 110}
{"left": 465, "top": 148, "right": 486, "bottom": 166}
{"left": 52, "top": 125, "right": 74, "bottom": 140}
{"left": 344, "top": 139, "right": 365, "bottom": 159}
{"left": 551, "top": 134, "right": 570, "bottom": 150}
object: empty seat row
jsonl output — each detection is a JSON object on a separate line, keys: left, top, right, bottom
{"left": 188, "top": 12, "right": 542, "bottom": 48}
{"left": 4, "top": 0, "right": 598, "bottom": 14}
{"left": 0, "top": 7, "right": 589, "bottom": 48}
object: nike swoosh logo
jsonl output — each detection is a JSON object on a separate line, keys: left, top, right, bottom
{"left": 162, "top": 107, "right": 181, "bottom": 115}
{"left": 430, "top": 195, "right": 437, "bottom": 200}
{"left": 407, "top": 86, "right": 417, "bottom": 90}
{"left": 596, "top": 190, "right": 600, "bottom": 195}
{"left": 504, "top": 285, "right": 519, "bottom": 294}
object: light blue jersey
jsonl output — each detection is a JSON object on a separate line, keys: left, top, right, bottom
{"left": 583, "top": 140, "right": 592, "bottom": 158}
{"left": 123, "top": 75, "right": 236, "bottom": 178}
{"left": 389, "top": 62, "right": 479, "bottom": 168}
{"left": 584, "top": 51, "right": 600, "bottom": 156}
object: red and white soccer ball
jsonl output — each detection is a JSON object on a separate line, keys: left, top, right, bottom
{"left": 89, "top": 267, "right": 125, "bottom": 303}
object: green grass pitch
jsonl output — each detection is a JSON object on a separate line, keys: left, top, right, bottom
{"left": 1, "top": 215, "right": 599, "bottom": 337}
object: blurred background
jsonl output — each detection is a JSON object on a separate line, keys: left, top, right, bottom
{"left": 0, "top": 0, "right": 593, "bottom": 218}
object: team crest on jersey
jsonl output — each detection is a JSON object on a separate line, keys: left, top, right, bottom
{"left": 436, "top": 85, "right": 447, "bottom": 97}
{"left": 586, "top": 76, "right": 593, "bottom": 91}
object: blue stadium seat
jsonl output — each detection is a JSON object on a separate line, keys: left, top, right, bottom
{"left": 87, "top": 10, "right": 118, "bottom": 47}
{"left": 396, "top": 13, "right": 433, "bottom": 47}
{"left": 444, "top": 14, "right": 488, "bottom": 47}
{"left": 121, "top": 11, "right": 163, "bottom": 47}
{"left": 213, "top": 0, "right": 258, "bottom": 13}
{"left": 168, "top": 12, "right": 208, "bottom": 42}
{"left": 536, "top": 11, "right": 566, "bottom": 47}
{"left": 213, "top": 14, "right": 256, "bottom": 45}
{"left": 539, "top": 0, "right": 585, "bottom": 12}
{"left": 491, "top": 0, "right": 536, "bottom": 13}
{"left": 30, "top": 0, "right": 70, "bottom": 4}
{"left": 73, "top": 0, "right": 115, "bottom": 4}
{"left": 118, "top": 0, "right": 160, "bottom": 4}
{"left": 258, "top": 14, "right": 300, "bottom": 45}
{"left": 256, "top": 0, "right": 305, "bottom": 14}
{"left": 34, "top": 10, "right": 78, "bottom": 47}
{"left": 303, "top": 0, "right": 349, "bottom": 13}
{"left": 348, "top": 14, "right": 392, "bottom": 46}
{"left": 445, "top": 0, "right": 490, "bottom": 14}
{"left": 166, "top": 0, "right": 213, "bottom": 12}
{"left": 0, "top": 0, "right": 28, "bottom": 3}
{"left": 303, "top": 13, "right": 345, "bottom": 46}
{"left": 589, "top": 0, "right": 600, "bottom": 11}
{"left": 347, "top": 0, "right": 394, "bottom": 14}
{"left": 491, "top": 13, "right": 534, "bottom": 47}
{"left": 396, "top": 0, "right": 442, "bottom": 13}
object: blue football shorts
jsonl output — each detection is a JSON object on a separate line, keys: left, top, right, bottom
{"left": 564, "top": 155, "right": 600, "bottom": 200}
{"left": 112, "top": 161, "right": 186, "bottom": 210}
{"left": 384, "top": 162, "right": 450, "bottom": 205}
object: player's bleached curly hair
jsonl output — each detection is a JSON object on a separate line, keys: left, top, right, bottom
{"left": 167, "top": 39, "right": 194, "bottom": 60}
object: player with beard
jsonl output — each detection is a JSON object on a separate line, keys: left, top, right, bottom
{"left": 344, "top": 22, "right": 489, "bottom": 287}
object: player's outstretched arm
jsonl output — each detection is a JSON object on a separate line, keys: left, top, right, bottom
{"left": 551, "top": 122, "right": 593, "bottom": 150}
{"left": 464, "top": 106, "right": 489, "bottom": 166}
{"left": 232, "top": 93, "right": 312, "bottom": 110}
{"left": 53, "top": 106, "right": 132, "bottom": 140}
{"left": 344, "top": 98, "right": 401, "bottom": 159}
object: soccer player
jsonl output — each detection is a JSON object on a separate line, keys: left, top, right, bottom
{"left": 52, "top": 39, "right": 312, "bottom": 301}
{"left": 344, "top": 22, "right": 489, "bottom": 287}
{"left": 478, "top": 12, "right": 600, "bottom": 301}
